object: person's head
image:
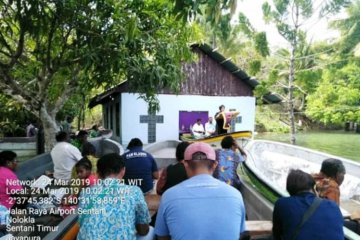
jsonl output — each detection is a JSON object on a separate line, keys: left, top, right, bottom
{"left": 196, "top": 118, "right": 202, "bottom": 125}
{"left": 221, "top": 136, "right": 236, "bottom": 149}
{"left": 92, "top": 124, "right": 98, "bottom": 131}
{"left": 219, "top": 105, "right": 225, "bottom": 111}
{"left": 82, "top": 143, "right": 96, "bottom": 157}
{"left": 127, "top": 138, "right": 143, "bottom": 150}
{"left": 175, "top": 142, "right": 191, "bottom": 162}
{"left": 97, "top": 153, "right": 126, "bottom": 179}
{"left": 66, "top": 116, "right": 73, "bottom": 123}
{"left": 320, "top": 158, "right": 346, "bottom": 186}
{"left": 77, "top": 130, "right": 88, "bottom": 143}
{"left": 0, "top": 151, "right": 18, "bottom": 171}
{"left": 208, "top": 117, "right": 213, "bottom": 123}
{"left": 183, "top": 142, "right": 217, "bottom": 177}
{"left": 75, "top": 158, "right": 92, "bottom": 179}
{"left": 286, "top": 169, "right": 316, "bottom": 196}
{"left": 56, "top": 131, "right": 69, "bottom": 142}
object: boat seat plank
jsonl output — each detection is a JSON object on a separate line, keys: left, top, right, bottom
{"left": 246, "top": 220, "right": 272, "bottom": 237}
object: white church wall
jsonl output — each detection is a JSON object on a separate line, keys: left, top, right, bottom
{"left": 121, "top": 93, "right": 255, "bottom": 145}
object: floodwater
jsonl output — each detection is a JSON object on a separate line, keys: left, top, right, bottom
{"left": 256, "top": 131, "right": 360, "bottom": 162}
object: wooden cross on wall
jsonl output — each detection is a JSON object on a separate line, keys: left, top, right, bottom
{"left": 140, "top": 114, "right": 164, "bottom": 143}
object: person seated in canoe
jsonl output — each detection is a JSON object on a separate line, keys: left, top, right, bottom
{"left": 312, "top": 158, "right": 346, "bottom": 205}
{"left": 154, "top": 142, "right": 248, "bottom": 240}
{"left": 123, "top": 138, "right": 159, "bottom": 194}
{"left": 77, "top": 153, "right": 154, "bottom": 240}
{"left": 89, "top": 124, "right": 100, "bottom": 138}
{"left": 0, "top": 151, "right": 28, "bottom": 210}
{"left": 61, "top": 158, "right": 98, "bottom": 217}
{"left": 273, "top": 169, "right": 344, "bottom": 240}
{"left": 51, "top": 131, "right": 82, "bottom": 183}
{"left": 156, "top": 141, "right": 191, "bottom": 195}
{"left": 313, "top": 159, "right": 360, "bottom": 234}
{"left": 192, "top": 118, "right": 205, "bottom": 139}
{"left": 213, "top": 136, "right": 246, "bottom": 189}
{"left": 205, "top": 117, "right": 216, "bottom": 137}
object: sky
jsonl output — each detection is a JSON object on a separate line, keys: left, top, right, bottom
{"left": 236, "top": 0, "right": 348, "bottom": 48}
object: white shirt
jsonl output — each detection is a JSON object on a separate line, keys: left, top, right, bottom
{"left": 192, "top": 123, "right": 205, "bottom": 139}
{"left": 205, "top": 122, "right": 216, "bottom": 136}
{"left": 51, "top": 142, "right": 82, "bottom": 180}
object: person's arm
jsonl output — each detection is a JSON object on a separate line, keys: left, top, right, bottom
{"left": 136, "top": 224, "right": 149, "bottom": 236}
{"left": 134, "top": 187, "right": 151, "bottom": 234}
{"left": 151, "top": 156, "right": 159, "bottom": 179}
{"left": 272, "top": 201, "right": 283, "bottom": 240}
{"left": 153, "top": 170, "right": 159, "bottom": 179}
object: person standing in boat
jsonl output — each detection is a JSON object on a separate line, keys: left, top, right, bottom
{"left": 273, "top": 169, "right": 344, "bottom": 240}
{"left": 215, "top": 104, "right": 227, "bottom": 135}
{"left": 155, "top": 142, "right": 248, "bottom": 240}
{"left": 312, "top": 158, "right": 346, "bottom": 205}
{"left": 123, "top": 138, "right": 159, "bottom": 194}
{"left": 213, "top": 136, "right": 246, "bottom": 189}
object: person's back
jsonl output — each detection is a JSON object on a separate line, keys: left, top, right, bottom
{"left": 214, "top": 136, "right": 245, "bottom": 189}
{"left": 123, "top": 138, "right": 158, "bottom": 193}
{"left": 155, "top": 142, "right": 246, "bottom": 240}
{"left": 77, "top": 153, "right": 152, "bottom": 240}
{"left": 51, "top": 132, "right": 82, "bottom": 181}
{"left": 156, "top": 175, "right": 246, "bottom": 240}
{"left": 273, "top": 169, "right": 344, "bottom": 240}
{"left": 273, "top": 193, "right": 343, "bottom": 240}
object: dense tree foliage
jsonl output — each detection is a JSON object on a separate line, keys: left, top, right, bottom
{"left": 0, "top": 0, "right": 196, "bottom": 148}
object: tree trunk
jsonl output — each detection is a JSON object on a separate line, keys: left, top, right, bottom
{"left": 288, "top": 5, "right": 299, "bottom": 145}
{"left": 39, "top": 107, "right": 60, "bottom": 152}
{"left": 289, "top": 43, "right": 296, "bottom": 145}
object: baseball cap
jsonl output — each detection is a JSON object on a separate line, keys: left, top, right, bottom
{"left": 184, "top": 142, "right": 216, "bottom": 161}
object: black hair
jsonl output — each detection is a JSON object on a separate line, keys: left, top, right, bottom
{"left": 92, "top": 125, "right": 98, "bottom": 130}
{"left": 196, "top": 118, "right": 201, "bottom": 122}
{"left": 219, "top": 105, "right": 225, "bottom": 110}
{"left": 75, "top": 158, "right": 92, "bottom": 171}
{"left": 0, "top": 151, "right": 17, "bottom": 166}
{"left": 286, "top": 169, "right": 315, "bottom": 196}
{"left": 66, "top": 116, "right": 73, "bottom": 122}
{"left": 176, "top": 142, "right": 191, "bottom": 162}
{"left": 127, "top": 138, "right": 143, "bottom": 149}
{"left": 55, "top": 131, "right": 68, "bottom": 142}
{"left": 320, "top": 158, "right": 346, "bottom": 178}
{"left": 97, "top": 153, "right": 125, "bottom": 179}
{"left": 82, "top": 142, "right": 96, "bottom": 156}
{"left": 77, "top": 130, "right": 88, "bottom": 138}
{"left": 221, "top": 136, "right": 235, "bottom": 149}
{"left": 186, "top": 159, "right": 215, "bottom": 171}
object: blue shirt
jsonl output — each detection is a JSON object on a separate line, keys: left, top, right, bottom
{"left": 77, "top": 178, "right": 151, "bottom": 240}
{"left": 123, "top": 147, "right": 158, "bottom": 193}
{"left": 155, "top": 174, "right": 246, "bottom": 240}
{"left": 273, "top": 192, "right": 344, "bottom": 240}
{"left": 214, "top": 149, "right": 245, "bottom": 188}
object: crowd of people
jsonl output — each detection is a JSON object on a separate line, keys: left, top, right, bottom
{"left": 0, "top": 126, "right": 359, "bottom": 239}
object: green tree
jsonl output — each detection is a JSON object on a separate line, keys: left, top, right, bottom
{"left": 0, "top": 0, "right": 194, "bottom": 149}
{"left": 261, "top": 0, "right": 348, "bottom": 144}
